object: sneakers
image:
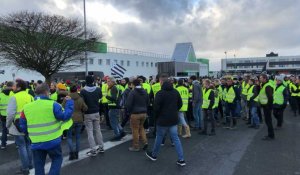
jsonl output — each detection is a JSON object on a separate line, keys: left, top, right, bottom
{"left": 69, "top": 152, "right": 76, "bottom": 161}
{"left": 128, "top": 147, "right": 140, "bottom": 152}
{"left": 120, "top": 131, "right": 127, "bottom": 138}
{"left": 145, "top": 151, "right": 157, "bottom": 161}
{"left": 96, "top": 146, "right": 105, "bottom": 153}
{"left": 86, "top": 150, "right": 97, "bottom": 157}
{"left": 110, "top": 136, "right": 122, "bottom": 142}
{"left": 176, "top": 160, "right": 186, "bottom": 167}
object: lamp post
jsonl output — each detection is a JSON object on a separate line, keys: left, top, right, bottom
{"left": 83, "top": 0, "right": 88, "bottom": 76}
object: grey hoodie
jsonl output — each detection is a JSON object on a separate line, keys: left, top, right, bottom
{"left": 192, "top": 80, "right": 203, "bottom": 105}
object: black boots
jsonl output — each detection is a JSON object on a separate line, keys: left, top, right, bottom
{"left": 69, "top": 152, "right": 79, "bottom": 161}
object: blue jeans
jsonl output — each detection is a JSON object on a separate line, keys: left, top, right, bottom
{"left": 109, "top": 109, "right": 123, "bottom": 137}
{"left": 250, "top": 106, "right": 260, "bottom": 126}
{"left": 67, "top": 123, "right": 82, "bottom": 152}
{"left": 32, "top": 145, "right": 63, "bottom": 175}
{"left": 178, "top": 112, "right": 187, "bottom": 126}
{"left": 152, "top": 125, "right": 184, "bottom": 161}
{"left": 1, "top": 117, "right": 8, "bottom": 146}
{"left": 14, "top": 135, "right": 33, "bottom": 171}
{"left": 235, "top": 101, "right": 242, "bottom": 118}
{"left": 193, "top": 102, "right": 202, "bottom": 129}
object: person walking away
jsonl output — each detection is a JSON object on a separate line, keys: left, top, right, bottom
{"left": 6, "top": 79, "right": 33, "bottom": 175}
{"left": 273, "top": 76, "right": 288, "bottom": 130}
{"left": 176, "top": 79, "right": 191, "bottom": 138}
{"left": 246, "top": 78, "right": 260, "bottom": 129}
{"left": 126, "top": 79, "right": 149, "bottom": 152}
{"left": 101, "top": 76, "right": 111, "bottom": 129}
{"left": 120, "top": 78, "right": 134, "bottom": 128}
{"left": 146, "top": 74, "right": 186, "bottom": 167}
{"left": 80, "top": 75, "right": 105, "bottom": 156}
{"left": 20, "top": 83, "right": 74, "bottom": 175}
{"left": 106, "top": 77, "right": 126, "bottom": 141}
{"left": 189, "top": 75, "right": 203, "bottom": 131}
{"left": 0, "top": 81, "right": 14, "bottom": 149}
{"left": 200, "top": 79, "right": 215, "bottom": 136}
{"left": 63, "top": 84, "right": 88, "bottom": 160}
{"left": 259, "top": 74, "right": 275, "bottom": 140}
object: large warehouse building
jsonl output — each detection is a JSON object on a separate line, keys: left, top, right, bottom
{"left": 0, "top": 42, "right": 209, "bottom": 82}
{"left": 221, "top": 52, "right": 300, "bottom": 74}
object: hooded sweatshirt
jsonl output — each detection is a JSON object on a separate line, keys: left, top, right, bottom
{"left": 80, "top": 85, "right": 102, "bottom": 114}
{"left": 63, "top": 92, "right": 88, "bottom": 123}
{"left": 125, "top": 86, "right": 149, "bottom": 114}
{"left": 192, "top": 80, "right": 203, "bottom": 105}
{"left": 154, "top": 81, "right": 182, "bottom": 127}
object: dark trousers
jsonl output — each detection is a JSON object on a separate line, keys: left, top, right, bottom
{"left": 297, "top": 97, "right": 300, "bottom": 115}
{"left": 273, "top": 108, "right": 284, "bottom": 127}
{"left": 290, "top": 96, "right": 298, "bottom": 115}
{"left": 225, "top": 103, "right": 237, "bottom": 126}
{"left": 102, "top": 103, "right": 111, "bottom": 127}
{"left": 1, "top": 117, "right": 8, "bottom": 146}
{"left": 218, "top": 101, "right": 224, "bottom": 119}
{"left": 203, "top": 109, "right": 215, "bottom": 133}
{"left": 32, "top": 145, "right": 63, "bottom": 175}
{"left": 121, "top": 109, "right": 130, "bottom": 128}
{"left": 257, "top": 106, "right": 263, "bottom": 123}
{"left": 186, "top": 101, "right": 193, "bottom": 126}
{"left": 262, "top": 106, "right": 274, "bottom": 138}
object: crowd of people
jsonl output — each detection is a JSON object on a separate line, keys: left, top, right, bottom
{"left": 0, "top": 72, "right": 294, "bottom": 175}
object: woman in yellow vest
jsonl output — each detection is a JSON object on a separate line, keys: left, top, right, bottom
{"left": 6, "top": 79, "right": 34, "bottom": 174}
{"left": 273, "top": 76, "right": 289, "bottom": 129}
{"left": 200, "top": 79, "right": 216, "bottom": 136}
{"left": 247, "top": 78, "right": 260, "bottom": 129}
{"left": 176, "top": 79, "right": 191, "bottom": 138}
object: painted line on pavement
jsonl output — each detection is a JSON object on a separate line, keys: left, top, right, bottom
{"left": 29, "top": 134, "right": 133, "bottom": 175}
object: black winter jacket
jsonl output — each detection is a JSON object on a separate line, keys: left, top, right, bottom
{"left": 80, "top": 86, "right": 102, "bottom": 114}
{"left": 153, "top": 82, "right": 182, "bottom": 127}
{"left": 125, "top": 87, "right": 149, "bottom": 114}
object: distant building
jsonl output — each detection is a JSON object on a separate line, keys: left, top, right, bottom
{"left": 221, "top": 53, "right": 300, "bottom": 74}
{"left": 157, "top": 42, "right": 209, "bottom": 77}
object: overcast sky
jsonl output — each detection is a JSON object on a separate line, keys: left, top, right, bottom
{"left": 1, "top": 0, "right": 300, "bottom": 70}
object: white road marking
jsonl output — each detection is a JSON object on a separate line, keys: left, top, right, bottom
{"left": 29, "top": 134, "right": 133, "bottom": 175}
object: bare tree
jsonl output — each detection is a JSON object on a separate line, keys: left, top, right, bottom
{"left": 0, "top": 11, "right": 102, "bottom": 83}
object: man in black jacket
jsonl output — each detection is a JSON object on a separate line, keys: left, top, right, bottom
{"left": 80, "top": 76, "right": 104, "bottom": 156}
{"left": 146, "top": 74, "right": 186, "bottom": 167}
{"left": 126, "top": 79, "right": 149, "bottom": 152}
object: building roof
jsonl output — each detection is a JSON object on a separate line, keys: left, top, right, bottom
{"left": 171, "top": 42, "right": 196, "bottom": 62}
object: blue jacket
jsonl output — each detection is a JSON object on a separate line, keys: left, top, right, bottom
{"left": 20, "top": 95, "right": 74, "bottom": 150}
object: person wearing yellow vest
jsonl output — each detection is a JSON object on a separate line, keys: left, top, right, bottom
{"left": 0, "top": 81, "right": 14, "bottom": 149}
{"left": 101, "top": 77, "right": 111, "bottom": 129}
{"left": 50, "top": 82, "right": 58, "bottom": 101}
{"left": 176, "top": 79, "right": 191, "bottom": 138}
{"left": 19, "top": 83, "right": 74, "bottom": 175}
{"left": 259, "top": 74, "right": 275, "bottom": 140}
{"left": 289, "top": 77, "right": 299, "bottom": 116}
{"left": 106, "top": 76, "right": 126, "bottom": 141}
{"left": 6, "top": 79, "right": 34, "bottom": 175}
{"left": 241, "top": 75, "right": 250, "bottom": 120}
{"left": 200, "top": 79, "right": 216, "bottom": 136}
{"left": 224, "top": 78, "right": 239, "bottom": 129}
{"left": 273, "top": 76, "right": 289, "bottom": 130}
{"left": 213, "top": 80, "right": 224, "bottom": 122}
{"left": 247, "top": 78, "right": 260, "bottom": 129}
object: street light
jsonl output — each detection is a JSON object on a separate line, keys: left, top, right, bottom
{"left": 83, "top": 0, "right": 88, "bottom": 76}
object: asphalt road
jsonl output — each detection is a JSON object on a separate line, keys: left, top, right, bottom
{"left": 0, "top": 109, "right": 300, "bottom": 175}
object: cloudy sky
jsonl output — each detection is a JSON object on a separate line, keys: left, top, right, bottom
{"left": 1, "top": 0, "right": 300, "bottom": 70}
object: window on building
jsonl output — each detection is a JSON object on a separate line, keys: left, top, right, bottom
{"left": 142, "top": 61, "right": 144, "bottom": 67}
{"left": 120, "top": 60, "right": 124, "bottom": 66}
{"left": 106, "top": 59, "right": 110, "bottom": 65}
{"left": 98, "top": 59, "right": 102, "bottom": 65}
{"left": 151, "top": 62, "right": 153, "bottom": 67}
{"left": 114, "top": 60, "right": 118, "bottom": 64}
{"left": 89, "top": 58, "right": 94, "bottom": 64}
{"left": 127, "top": 60, "right": 130, "bottom": 66}
{"left": 146, "top": 62, "right": 149, "bottom": 67}
{"left": 136, "top": 61, "right": 139, "bottom": 67}
{"left": 80, "top": 59, "right": 84, "bottom": 65}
